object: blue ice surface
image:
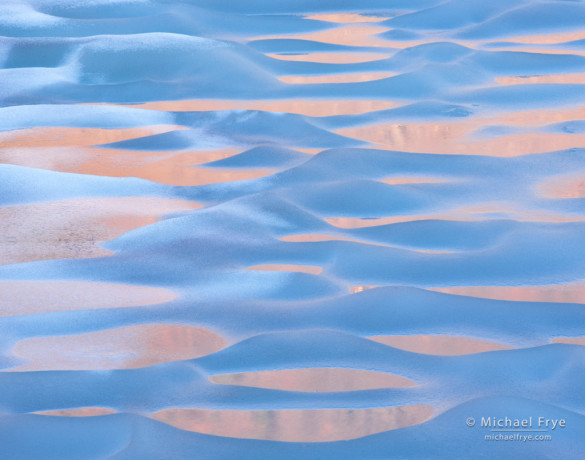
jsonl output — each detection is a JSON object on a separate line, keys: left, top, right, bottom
{"left": 203, "top": 146, "right": 311, "bottom": 169}
{"left": 385, "top": 0, "right": 533, "bottom": 31}
{"left": 2, "top": 0, "right": 585, "bottom": 458}
{"left": 0, "top": 104, "right": 173, "bottom": 131}
{"left": 0, "top": 164, "right": 168, "bottom": 206}
{"left": 455, "top": 2, "right": 585, "bottom": 39}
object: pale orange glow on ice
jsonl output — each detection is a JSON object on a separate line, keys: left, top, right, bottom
{"left": 0, "top": 197, "right": 201, "bottom": 264}
{"left": 98, "top": 99, "right": 399, "bottom": 117}
{"left": 551, "top": 337, "right": 585, "bottom": 346}
{"left": 495, "top": 73, "right": 585, "bottom": 85}
{"left": 254, "top": 23, "right": 392, "bottom": 48}
{"left": 336, "top": 121, "right": 585, "bottom": 156}
{"left": 430, "top": 283, "right": 585, "bottom": 304}
{"left": 379, "top": 176, "right": 448, "bottom": 185}
{"left": 0, "top": 146, "right": 277, "bottom": 186}
{"left": 499, "top": 30, "right": 585, "bottom": 45}
{"left": 324, "top": 203, "right": 585, "bottom": 229}
{"left": 538, "top": 173, "right": 585, "bottom": 199}
{"left": 350, "top": 285, "right": 380, "bottom": 294}
{"left": 279, "top": 71, "right": 396, "bottom": 84}
{"left": 0, "top": 126, "right": 184, "bottom": 148}
{"left": 211, "top": 367, "right": 415, "bottom": 392}
{"left": 281, "top": 233, "right": 387, "bottom": 246}
{"left": 280, "top": 234, "right": 453, "bottom": 254}
{"left": 305, "top": 13, "right": 390, "bottom": 24}
{"left": 8, "top": 324, "right": 226, "bottom": 371}
{"left": 246, "top": 264, "right": 323, "bottom": 275}
{"left": 266, "top": 51, "right": 390, "bottom": 64}
{"left": 34, "top": 407, "right": 117, "bottom": 417}
{"left": 369, "top": 335, "right": 514, "bottom": 355}
{"left": 151, "top": 405, "right": 434, "bottom": 441}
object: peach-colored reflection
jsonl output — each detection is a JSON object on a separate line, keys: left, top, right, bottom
{"left": 296, "top": 148, "right": 322, "bottom": 154}
{"left": 246, "top": 264, "right": 323, "bottom": 275}
{"left": 0, "top": 126, "right": 183, "bottom": 148}
{"left": 0, "top": 281, "right": 176, "bottom": 317}
{"left": 369, "top": 335, "right": 513, "bottom": 355}
{"left": 500, "top": 30, "right": 585, "bottom": 45}
{"left": 326, "top": 216, "right": 417, "bottom": 229}
{"left": 254, "top": 23, "right": 392, "bottom": 48}
{"left": 266, "top": 51, "right": 390, "bottom": 64}
{"left": 445, "top": 202, "right": 585, "bottom": 223}
{"left": 8, "top": 324, "right": 226, "bottom": 371}
{"left": 76, "top": 148, "right": 271, "bottom": 186}
{"left": 282, "top": 234, "right": 356, "bottom": 243}
{"left": 0, "top": 145, "right": 239, "bottom": 169}
{"left": 492, "top": 105, "right": 585, "bottom": 127}
{"left": 280, "top": 234, "right": 453, "bottom": 254}
{"left": 325, "top": 202, "right": 585, "bottom": 229}
{"left": 538, "top": 173, "right": 585, "bottom": 199}
{"left": 0, "top": 146, "right": 276, "bottom": 186}
{"left": 430, "top": 283, "right": 585, "bottom": 304}
{"left": 91, "top": 99, "right": 400, "bottom": 117}
{"left": 211, "top": 368, "right": 414, "bottom": 392}
{"left": 496, "top": 73, "right": 585, "bottom": 85}
{"left": 305, "top": 13, "right": 389, "bottom": 23}
{"left": 0, "top": 197, "right": 201, "bottom": 265}
{"left": 334, "top": 104, "right": 585, "bottom": 156}
{"left": 327, "top": 214, "right": 558, "bottom": 229}
{"left": 336, "top": 122, "right": 468, "bottom": 154}
{"left": 281, "top": 233, "right": 385, "bottom": 246}
{"left": 279, "top": 71, "right": 396, "bottom": 84}
{"left": 350, "top": 285, "right": 379, "bottom": 294}
{"left": 336, "top": 121, "right": 585, "bottom": 156}
{"left": 380, "top": 176, "right": 448, "bottom": 185}
{"left": 483, "top": 45, "right": 585, "bottom": 56}
{"left": 34, "top": 407, "right": 117, "bottom": 417}
{"left": 551, "top": 337, "right": 585, "bottom": 346}
{"left": 151, "top": 405, "right": 433, "bottom": 442}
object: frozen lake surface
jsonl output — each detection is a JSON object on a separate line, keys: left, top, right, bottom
{"left": 1, "top": 0, "right": 585, "bottom": 458}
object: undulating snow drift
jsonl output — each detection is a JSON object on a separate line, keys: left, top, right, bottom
{"left": 1, "top": 0, "right": 585, "bottom": 458}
